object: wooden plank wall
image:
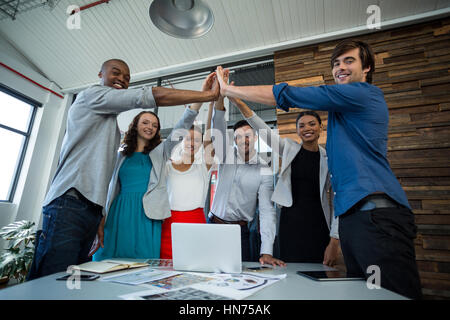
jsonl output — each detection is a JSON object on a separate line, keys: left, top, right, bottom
{"left": 274, "top": 17, "right": 450, "bottom": 300}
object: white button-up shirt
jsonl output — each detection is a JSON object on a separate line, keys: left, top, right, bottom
{"left": 210, "top": 109, "right": 277, "bottom": 255}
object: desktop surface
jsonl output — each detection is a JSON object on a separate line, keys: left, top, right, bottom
{"left": 0, "top": 262, "right": 407, "bottom": 300}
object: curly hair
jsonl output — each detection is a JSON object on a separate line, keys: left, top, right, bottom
{"left": 121, "top": 111, "right": 161, "bottom": 156}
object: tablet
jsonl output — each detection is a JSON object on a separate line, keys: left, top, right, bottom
{"left": 296, "top": 270, "right": 364, "bottom": 281}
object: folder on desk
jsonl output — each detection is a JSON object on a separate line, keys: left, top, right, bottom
{"left": 74, "top": 259, "right": 149, "bottom": 274}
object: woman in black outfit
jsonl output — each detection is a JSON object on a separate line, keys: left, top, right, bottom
{"left": 278, "top": 111, "right": 337, "bottom": 263}
{"left": 229, "top": 96, "right": 339, "bottom": 265}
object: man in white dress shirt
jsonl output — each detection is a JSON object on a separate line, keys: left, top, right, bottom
{"left": 209, "top": 96, "right": 285, "bottom": 267}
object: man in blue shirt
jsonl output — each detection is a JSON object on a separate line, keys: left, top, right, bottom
{"left": 215, "top": 40, "right": 422, "bottom": 299}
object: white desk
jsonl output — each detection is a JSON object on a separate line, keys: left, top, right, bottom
{"left": 0, "top": 262, "right": 407, "bottom": 300}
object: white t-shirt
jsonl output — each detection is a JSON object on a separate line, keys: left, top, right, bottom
{"left": 166, "top": 159, "right": 209, "bottom": 211}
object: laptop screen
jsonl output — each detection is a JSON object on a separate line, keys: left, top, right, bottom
{"left": 171, "top": 223, "right": 242, "bottom": 273}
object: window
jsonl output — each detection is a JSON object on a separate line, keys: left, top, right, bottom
{"left": 228, "top": 62, "right": 276, "bottom": 125}
{"left": 0, "top": 84, "right": 39, "bottom": 202}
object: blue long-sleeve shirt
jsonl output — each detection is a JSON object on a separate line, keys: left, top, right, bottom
{"left": 273, "top": 82, "right": 410, "bottom": 216}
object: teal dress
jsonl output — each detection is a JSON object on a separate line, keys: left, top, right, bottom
{"left": 93, "top": 152, "right": 162, "bottom": 260}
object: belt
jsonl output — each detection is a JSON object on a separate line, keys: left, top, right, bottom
{"left": 65, "top": 188, "right": 83, "bottom": 200}
{"left": 355, "top": 194, "right": 402, "bottom": 212}
{"left": 65, "top": 188, "right": 101, "bottom": 209}
{"left": 210, "top": 214, "right": 247, "bottom": 227}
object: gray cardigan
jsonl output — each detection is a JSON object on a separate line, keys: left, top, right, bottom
{"left": 246, "top": 112, "right": 339, "bottom": 239}
{"left": 43, "top": 84, "right": 157, "bottom": 207}
{"left": 104, "top": 107, "right": 198, "bottom": 221}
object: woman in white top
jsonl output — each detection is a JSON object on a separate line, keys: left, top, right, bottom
{"left": 160, "top": 82, "right": 219, "bottom": 259}
{"left": 166, "top": 125, "right": 211, "bottom": 212}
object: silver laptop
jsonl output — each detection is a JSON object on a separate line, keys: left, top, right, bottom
{"left": 171, "top": 223, "right": 242, "bottom": 273}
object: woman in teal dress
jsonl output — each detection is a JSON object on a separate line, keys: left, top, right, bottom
{"left": 91, "top": 108, "right": 201, "bottom": 260}
{"left": 94, "top": 151, "right": 161, "bottom": 259}
{"left": 92, "top": 111, "right": 163, "bottom": 260}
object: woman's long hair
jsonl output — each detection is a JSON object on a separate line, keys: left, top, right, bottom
{"left": 121, "top": 111, "right": 161, "bottom": 156}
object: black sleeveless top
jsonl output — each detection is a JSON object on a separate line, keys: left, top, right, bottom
{"left": 279, "top": 147, "right": 330, "bottom": 263}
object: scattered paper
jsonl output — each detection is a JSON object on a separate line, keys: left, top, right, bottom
{"left": 192, "top": 273, "right": 286, "bottom": 300}
{"left": 101, "top": 268, "right": 181, "bottom": 286}
{"left": 119, "top": 272, "right": 286, "bottom": 300}
{"left": 124, "top": 287, "right": 229, "bottom": 300}
{"left": 144, "top": 259, "right": 173, "bottom": 268}
{"left": 143, "top": 273, "right": 215, "bottom": 290}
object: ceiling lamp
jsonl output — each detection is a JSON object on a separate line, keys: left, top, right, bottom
{"left": 149, "top": 0, "right": 214, "bottom": 39}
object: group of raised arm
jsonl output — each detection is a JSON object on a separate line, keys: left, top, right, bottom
{"left": 90, "top": 73, "right": 218, "bottom": 262}
{"left": 28, "top": 39, "right": 422, "bottom": 300}
{"left": 27, "top": 62, "right": 220, "bottom": 281}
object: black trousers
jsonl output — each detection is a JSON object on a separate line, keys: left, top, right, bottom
{"left": 339, "top": 206, "right": 422, "bottom": 300}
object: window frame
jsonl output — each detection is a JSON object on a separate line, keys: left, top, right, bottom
{"left": 0, "top": 83, "right": 40, "bottom": 202}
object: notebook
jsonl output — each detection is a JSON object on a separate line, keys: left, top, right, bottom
{"left": 171, "top": 223, "right": 242, "bottom": 273}
{"left": 75, "top": 259, "right": 149, "bottom": 274}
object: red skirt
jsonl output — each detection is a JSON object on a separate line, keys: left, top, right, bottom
{"left": 160, "top": 207, "right": 206, "bottom": 259}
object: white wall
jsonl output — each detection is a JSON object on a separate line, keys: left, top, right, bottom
{"left": 0, "top": 35, "right": 71, "bottom": 231}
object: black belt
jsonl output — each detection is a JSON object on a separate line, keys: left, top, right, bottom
{"left": 354, "top": 194, "right": 402, "bottom": 212}
{"left": 65, "top": 188, "right": 101, "bottom": 209}
{"left": 210, "top": 213, "right": 247, "bottom": 227}
{"left": 65, "top": 188, "right": 83, "bottom": 199}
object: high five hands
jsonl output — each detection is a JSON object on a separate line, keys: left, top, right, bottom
{"left": 214, "top": 66, "right": 241, "bottom": 107}
{"left": 214, "top": 65, "right": 277, "bottom": 106}
{"left": 214, "top": 66, "right": 244, "bottom": 108}
{"left": 215, "top": 66, "right": 229, "bottom": 98}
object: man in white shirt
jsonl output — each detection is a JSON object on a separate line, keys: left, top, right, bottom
{"left": 209, "top": 97, "right": 285, "bottom": 267}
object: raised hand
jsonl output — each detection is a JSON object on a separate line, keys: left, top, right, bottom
{"left": 220, "top": 69, "right": 230, "bottom": 96}
{"left": 215, "top": 66, "right": 277, "bottom": 106}
{"left": 190, "top": 72, "right": 218, "bottom": 111}
{"left": 210, "top": 73, "right": 220, "bottom": 101}
{"left": 203, "top": 71, "right": 220, "bottom": 100}
{"left": 202, "top": 72, "right": 216, "bottom": 91}
{"left": 215, "top": 66, "right": 230, "bottom": 97}
{"left": 213, "top": 69, "right": 230, "bottom": 111}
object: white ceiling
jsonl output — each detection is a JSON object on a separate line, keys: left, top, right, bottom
{"left": 1, "top": 0, "right": 450, "bottom": 92}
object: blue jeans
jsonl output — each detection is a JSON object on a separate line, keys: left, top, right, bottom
{"left": 27, "top": 193, "right": 102, "bottom": 280}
